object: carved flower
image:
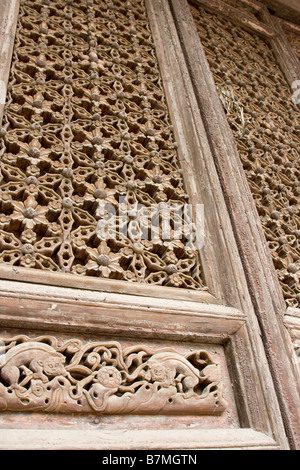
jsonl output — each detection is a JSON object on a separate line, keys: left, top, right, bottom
{"left": 11, "top": 196, "right": 49, "bottom": 230}
{"left": 165, "top": 273, "right": 184, "bottom": 287}
{"left": 20, "top": 253, "right": 36, "bottom": 268}
{"left": 20, "top": 229, "right": 37, "bottom": 245}
{"left": 95, "top": 366, "right": 122, "bottom": 389}
{"left": 163, "top": 250, "right": 178, "bottom": 265}
{"left": 23, "top": 91, "right": 63, "bottom": 118}
{"left": 46, "top": 222, "right": 62, "bottom": 237}
{"left": 0, "top": 214, "right": 11, "bottom": 228}
{"left": 17, "top": 137, "right": 53, "bottom": 165}
{"left": 85, "top": 241, "right": 123, "bottom": 278}
{"left": 166, "top": 272, "right": 204, "bottom": 289}
{"left": 84, "top": 180, "right": 118, "bottom": 219}
{"left": 144, "top": 166, "right": 174, "bottom": 192}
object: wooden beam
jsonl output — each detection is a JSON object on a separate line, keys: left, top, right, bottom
{"left": 0, "top": 0, "right": 20, "bottom": 123}
{"left": 259, "top": 7, "right": 300, "bottom": 88}
{"left": 0, "top": 263, "right": 218, "bottom": 304}
{"left": 0, "top": 278, "right": 245, "bottom": 342}
{"left": 279, "top": 17, "right": 300, "bottom": 35}
{"left": 259, "top": 0, "right": 300, "bottom": 24}
{"left": 189, "top": 0, "right": 277, "bottom": 38}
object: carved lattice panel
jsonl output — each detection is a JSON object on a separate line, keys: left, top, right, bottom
{"left": 190, "top": 3, "right": 300, "bottom": 308}
{"left": 0, "top": 0, "right": 206, "bottom": 291}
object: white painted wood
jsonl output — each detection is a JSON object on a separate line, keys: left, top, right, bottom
{"left": 0, "top": 428, "right": 279, "bottom": 450}
{"left": 0, "top": 0, "right": 20, "bottom": 118}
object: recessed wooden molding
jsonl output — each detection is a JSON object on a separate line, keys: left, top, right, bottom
{"left": 0, "top": 278, "right": 245, "bottom": 342}
{"left": 0, "top": 0, "right": 19, "bottom": 123}
{"left": 0, "top": 334, "right": 228, "bottom": 416}
{"left": 0, "top": 428, "right": 279, "bottom": 450}
{"left": 0, "top": 264, "right": 217, "bottom": 305}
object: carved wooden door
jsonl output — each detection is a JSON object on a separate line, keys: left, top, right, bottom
{"left": 0, "top": 0, "right": 298, "bottom": 450}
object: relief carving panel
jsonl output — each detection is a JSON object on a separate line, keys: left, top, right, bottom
{"left": 0, "top": 335, "right": 227, "bottom": 415}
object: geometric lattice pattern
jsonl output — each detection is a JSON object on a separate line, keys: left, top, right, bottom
{"left": 190, "top": 3, "right": 300, "bottom": 307}
{"left": 0, "top": 0, "right": 206, "bottom": 290}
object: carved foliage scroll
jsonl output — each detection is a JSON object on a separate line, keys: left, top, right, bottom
{"left": 190, "top": 3, "right": 300, "bottom": 307}
{"left": 0, "top": 0, "right": 206, "bottom": 291}
{"left": 0, "top": 336, "right": 227, "bottom": 415}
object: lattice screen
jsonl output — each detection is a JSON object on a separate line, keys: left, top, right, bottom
{"left": 190, "top": 2, "right": 300, "bottom": 308}
{"left": 0, "top": 0, "right": 206, "bottom": 290}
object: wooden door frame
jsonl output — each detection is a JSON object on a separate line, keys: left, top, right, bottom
{"left": 163, "top": 0, "right": 300, "bottom": 448}
{"left": 0, "top": 0, "right": 296, "bottom": 449}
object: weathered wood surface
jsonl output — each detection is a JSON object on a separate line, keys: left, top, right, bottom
{"left": 189, "top": 0, "right": 276, "bottom": 37}
{"left": 168, "top": 0, "right": 300, "bottom": 448}
{"left": 259, "top": 7, "right": 300, "bottom": 87}
{"left": 0, "top": 0, "right": 296, "bottom": 451}
{"left": 0, "top": 428, "right": 279, "bottom": 450}
{"left": 0, "top": 279, "right": 245, "bottom": 342}
{"left": 147, "top": 0, "right": 290, "bottom": 449}
{"left": 0, "top": 0, "right": 19, "bottom": 123}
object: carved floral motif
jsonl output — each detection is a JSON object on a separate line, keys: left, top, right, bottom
{"left": 0, "top": 336, "right": 227, "bottom": 415}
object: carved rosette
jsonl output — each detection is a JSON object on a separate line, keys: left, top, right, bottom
{"left": 190, "top": 3, "right": 300, "bottom": 308}
{"left": 0, "top": 0, "right": 207, "bottom": 291}
{"left": 0, "top": 336, "right": 227, "bottom": 415}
